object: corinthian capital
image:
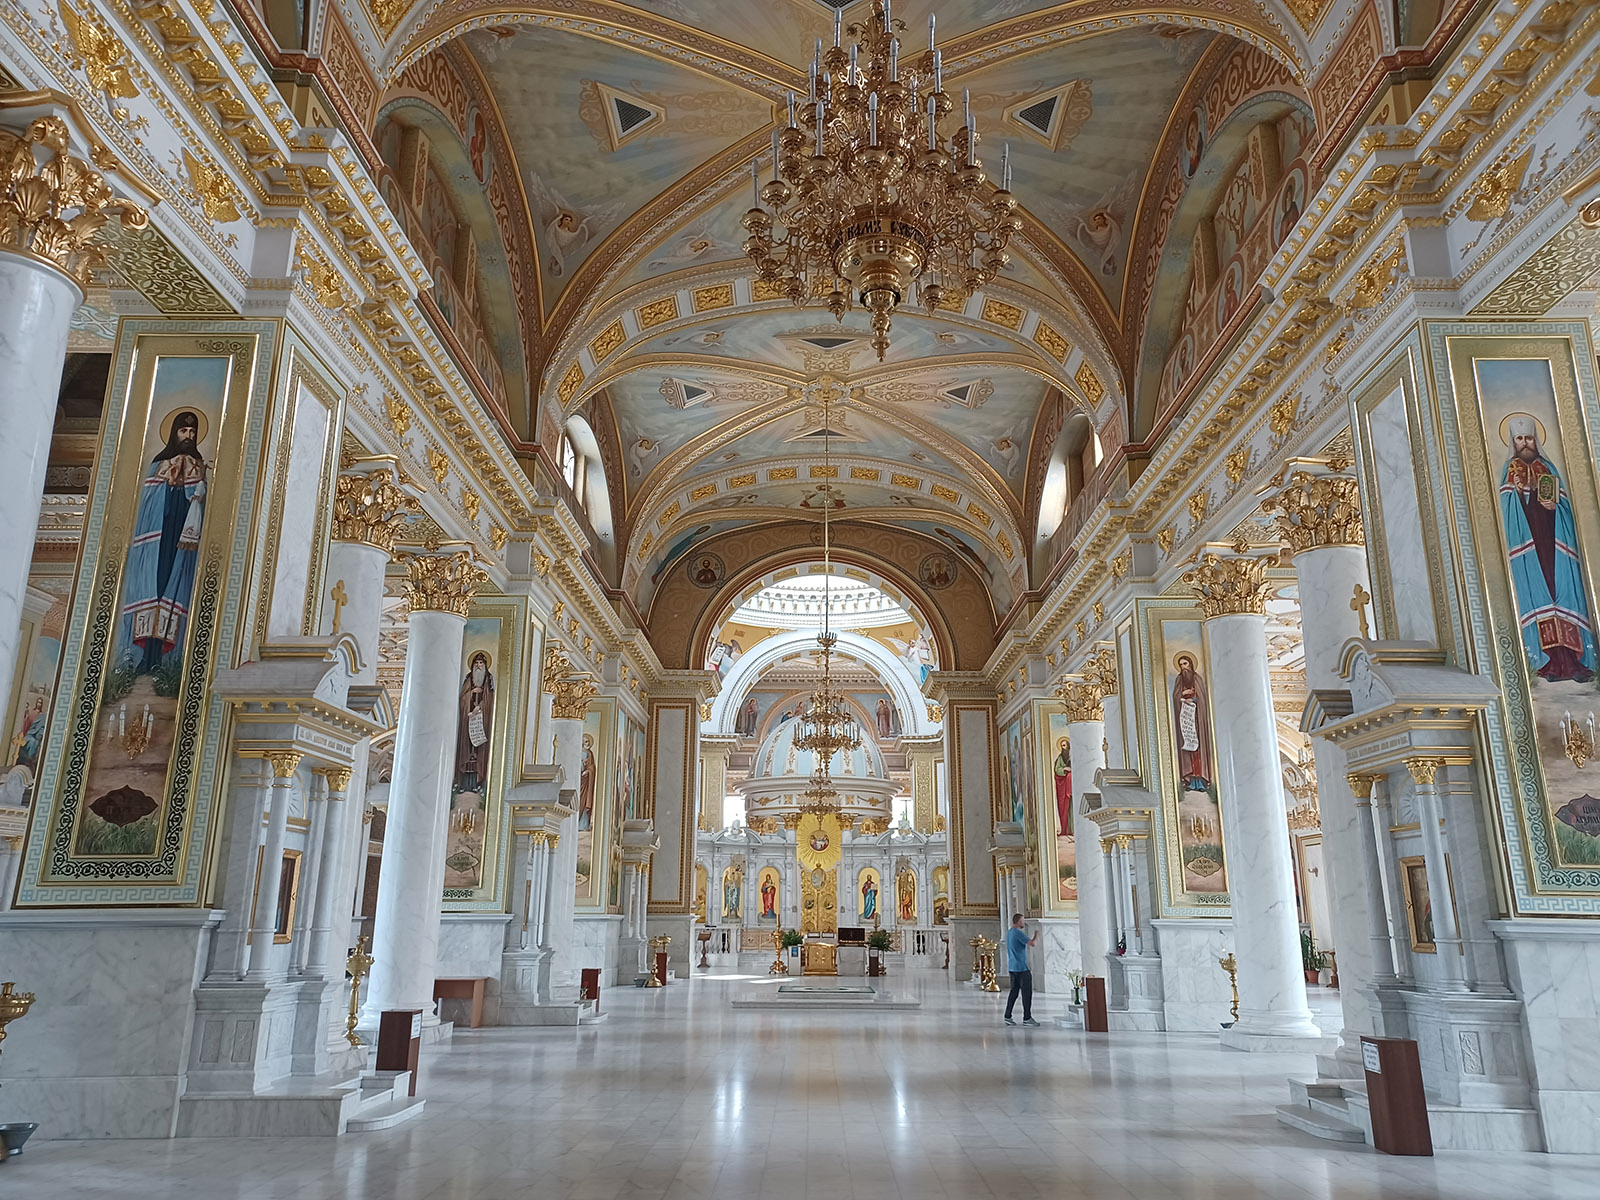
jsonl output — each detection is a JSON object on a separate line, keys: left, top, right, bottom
{"left": 331, "top": 468, "right": 413, "bottom": 554}
{"left": 0, "top": 116, "right": 147, "bottom": 284}
{"left": 1261, "top": 459, "right": 1365, "bottom": 557}
{"left": 1085, "top": 645, "right": 1119, "bottom": 697}
{"left": 399, "top": 547, "right": 487, "bottom": 616}
{"left": 550, "top": 674, "right": 599, "bottom": 720}
{"left": 1054, "top": 678, "right": 1104, "bottom": 723}
{"left": 1182, "top": 541, "right": 1278, "bottom": 619}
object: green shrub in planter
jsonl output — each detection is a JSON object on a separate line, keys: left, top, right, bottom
{"left": 867, "top": 929, "right": 894, "bottom": 952}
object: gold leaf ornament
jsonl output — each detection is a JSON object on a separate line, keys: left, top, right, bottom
{"left": 59, "top": 0, "right": 138, "bottom": 100}
{"left": 181, "top": 148, "right": 241, "bottom": 223}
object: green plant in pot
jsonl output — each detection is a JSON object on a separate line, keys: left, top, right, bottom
{"left": 867, "top": 929, "right": 893, "bottom": 952}
{"left": 780, "top": 929, "right": 804, "bottom": 950}
{"left": 1300, "top": 930, "right": 1327, "bottom": 983}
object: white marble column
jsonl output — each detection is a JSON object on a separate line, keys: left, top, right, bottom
{"left": 1266, "top": 464, "right": 1380, "bottom": 1049}
{"left": 0, "top": 833, "right": 22, "bottom": 911}
{"left": 362, "top": 550, "right": 483, "bottom": 1024}
{"left": 1188, "top": 547, "right": 1322, "bottom": 1045}
{"left": 1408, "top": 757, "right": 1468, "bottom": 989}
{"left": 290, "top": 771, "right": 330, "bottom": 974}
{"left": 540, "top": 713, "right": 586, "bottom": 1000}
{"left": 1346, "top": 774, "right": 1399, "bottom": 985}
{"left": 0, "top": 251, "right": 81, "bottom": 706}
{"left": 247, "top": 753, "right": 303, "bottom": 979}
{"left": 1066, "top": 691, "right": 1109, "bottom": 977}
{"left": 305, "top": 767, "right": 353, "bottom": 977}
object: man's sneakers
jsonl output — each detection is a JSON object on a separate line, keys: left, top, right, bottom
{"left": 1004, "top": 1016, "right": 1016, "bottom": 1025}
{"left": 1023, "top": 1018, "right": 1041, "bottom": 1027}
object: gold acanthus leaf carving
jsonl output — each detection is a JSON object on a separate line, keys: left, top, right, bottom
{"left": 1269, "top": 394, "right": 1299, "bottom": 437}
{"left": 542, "top": 646, "right": 575, "bottom": 694}
{"left": 1054, "top": 679, "right": 1104, "bottom": 723}
{"left": 489, "top": 525, "right": 507, "bottom": 552}
{"left": 331, "top": 468, "right": 413, "bottom": 554}
{"left": 1085, "top": 647, "right": 1119, "bottom": 697}
{"left": 427, "top": 447, "right": 450, "bottom": 486}
{"left": 0, "top": 116, "right": 147, "bottom": 283}
{"left": 1182, "top": 546, "right": 1279, "bottom": 619}
{"left": 1224, "top": 446, "right": 1250, "bottom": 485}
{"left": 462, "top": 489, "right": 480, "bottom": 523}
{"left": 1465, "top": 147, "right": 1534, "bottom": 222}
{"left": 58, "top": 0, "right": 138, "bottom": 100}
{"left": 1345, "top": 242, "right": 1407, "bottom": 313}
{"left": 385, "top": 393, "right": 412, "bottom": 436}
{"left": 399, "top": 549, "right": 487, "bottom": 617}
{"left": 550, "top": 674, "right": 599, "bottom": 720}
{"left": 533, "top": 551, "right": 552, "bottom": 577}
{"left": 181, "top": 148, "right": 241, "bottom": 223}
{"left": 1261, "top": 471, "right": 1365, "bottom": 556}
{"left": 1157, "top": 527, "right": 1175, "bottom": 554}
{"left": 1188, "top": 492, "right": 1209, "bottom": 523}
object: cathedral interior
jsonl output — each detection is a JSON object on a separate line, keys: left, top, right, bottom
{"left": 3, "top": 0, "right": 1600, "bottom": 1193}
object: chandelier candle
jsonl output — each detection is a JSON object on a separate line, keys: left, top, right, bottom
{"left": 742, "top": 0, "right": 1020, "bottom": 358}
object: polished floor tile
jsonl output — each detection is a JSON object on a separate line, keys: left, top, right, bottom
{"left": 7, "top": 970, "right": 1598, "bottom": 1198}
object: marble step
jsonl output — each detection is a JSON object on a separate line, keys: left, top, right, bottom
{"left": 347, "top": 1094, "right": 427, "bottom": 1132}
{"left": 1275, "top": 1102, "right": 1366, "bottom": 1143}
{"left": 1288, "top": 1077, "right": 1359, "bottom": 1107}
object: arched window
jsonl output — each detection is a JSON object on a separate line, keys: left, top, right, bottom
{"left": 559, "top": 433, "right": 585, "bottom": 506}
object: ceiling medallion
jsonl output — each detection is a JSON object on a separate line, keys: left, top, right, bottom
{"left": 742, "top": 0, "right": 1022, "bottom": 359}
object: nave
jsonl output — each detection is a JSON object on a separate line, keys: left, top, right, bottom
{"left": 17, "top": 974, "right": 1596, "bottom": 1200}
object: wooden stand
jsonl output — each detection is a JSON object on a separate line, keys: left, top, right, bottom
{"left": 579, "top": 968, "right": 602, "bottom": 1013}
{"left": 1083, "top": 977, "right": 1109, "bottom": 1033}
{"left": 432, "top": 977, "right": 488, "bottom": 1028}
{"left": 654, "top": 951, "right": 669, "bottom": 986}
{"left": 1362, "top": 1037, "right": 1432, "bottom": 1155}
{"left": 376, "top": 1009, "right": 422, "bottom": 1096}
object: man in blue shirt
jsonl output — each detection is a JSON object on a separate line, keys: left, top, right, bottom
{"left": 1004, "top": 913, "right": 1039, "bottom": 1026}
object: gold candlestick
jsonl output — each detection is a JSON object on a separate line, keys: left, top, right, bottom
{"left": 978, "top": 937, "right": 1001, "bottom": 992}
{"left": 646, "top": 934, "right": 671, "bottom": 987}
{"left": 769, "top": 928, "right": 789, "bottom": 975}
{"left": 345, "top": 938, "right": 374, "bottom": 1047}
{"left": 0, "top": 981, "right": 35, "bottom": 1066}
{"left": 1219, "top": 952, "right": 1239, "bottom": 1023}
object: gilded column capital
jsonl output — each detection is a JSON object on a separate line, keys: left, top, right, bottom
{"left": 1405, "top": 757, "right": 1445, "bottom": 786}
{"left": 1085, "top": 645, "right": 1119, "bottom": 697}
{"left": 1182, "top": 542, "right": 1278, "bottom": 618}
{"left": 1261, "top": 465, "right": 1365, "bottom": 557}
{"left": 399, "top": 547, "right": 487, "bottom": 616}
{"left": 543, "top": 645, "right": 575, "bottom": 693}
{"left": 331, "top": 468, "right": 413, "bottom": 554}
{"left": 1054, "top": 678, "right": 1104, "bottom": 723}
{"left": 1345, "top": 773, "right": 1376, "bottom": 800}
{"left": 264, "top": 751, "right": 302, "bottom": 778}
{"left": 550, "top": 674, "right": 598, "bottom": 720}
{"left": 0, "top": 116, "right": 148, "bottom": 285}
{"left": 316, "top": 766, "right": 353, "bottom": 794}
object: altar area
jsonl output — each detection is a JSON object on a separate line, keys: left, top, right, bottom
{"left": 730, "top": 981, "right": 922, "bottom": 1010}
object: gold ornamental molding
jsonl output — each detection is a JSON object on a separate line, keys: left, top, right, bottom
{"left": 0, "top": 114, "right": 147, "bottom": 285}
{"left": 331, "top": 467, "right": 415, "bottom": 554}
{"left": 1260, "top": 461, "right": 1365, "bottom": 558}
{"left": 1182, "top": 541, "right": 1279, "bottom": 619}
{"left": 398, "top": 546, "right": 488, "bottom": 616}
{"left": 1084, "top": 645, "right": 1119, "bottom": 697}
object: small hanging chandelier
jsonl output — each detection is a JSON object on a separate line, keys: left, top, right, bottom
{"left": 742, "top": 0, "right": 1022, "bottom": 360}
{"left": 793, "top": 377, "right": 859, "bottom": 813}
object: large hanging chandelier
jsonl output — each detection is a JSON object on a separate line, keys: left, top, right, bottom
{"left": 794, "top": 380, "right": 860, "bottom": 814}
{"left": 742, "top": 0, "right": 1022, "bottom": 360}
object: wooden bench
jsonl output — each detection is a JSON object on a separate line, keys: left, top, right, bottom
{"left": 433, "top": 976, "right": 490, "bottom": 1028}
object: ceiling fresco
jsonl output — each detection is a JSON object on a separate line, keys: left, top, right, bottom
{"left": 463, "top": 24, "right": 770, "bottom": 315}
{"left": 371, "top": 0, "right": 1322, "bottom": 630}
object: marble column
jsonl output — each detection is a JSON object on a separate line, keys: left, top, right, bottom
{"left": 1346, "top": 774, "right": 1400, "bottom": 985}
{"left": 305, "top": 767, "right": 353, "bottom": 977}
{"left": 290, "top": 772, "right": 330, "bottom": 975}
{"left": 0, "top": 111, "right": 149, "bottom": 702}
{"left": 541, "top": 701, "right": 592, "bottom": 999}
{"left": 1186, "top": 546, "right": 1322, "bottom": 1045}
{"left": 362, "top": 549, "right": 485, "bottom": 1025}
{"left": 1407, "top": 757, "right": 1468, "bottom": 989}
{"left": 1063, "top": 681, "right": 1110, "bottom": 977}
{"left": 1265, "top": 461, "right": 1380, "bottom": 1049}
{"left": 0, "top": 833, "right": 22, "bottom": 912}
{"left": 247, "top": 753, "right": 303, "bottom": 979}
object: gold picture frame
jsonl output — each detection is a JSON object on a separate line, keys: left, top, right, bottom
{"left": 1399, "top": 855, "right": 1435, "bottom": 953}
{"left": 248, "top": 846, "right": 302, "bottom": 945}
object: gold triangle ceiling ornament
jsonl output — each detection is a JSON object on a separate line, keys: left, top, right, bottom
{"left": 742, "top": 0, "right": 1022, "bottom": 360}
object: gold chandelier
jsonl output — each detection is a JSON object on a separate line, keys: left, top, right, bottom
{"left": 794, "top": 376, "right": 859, "bottom": 814}
{"left": 742, "top": 0, "right": 1022, "bottom": 360}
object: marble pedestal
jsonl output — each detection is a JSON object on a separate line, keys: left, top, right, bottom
{"left": 1034, "top": 916, "right": 1080, "bottom": 993}
{"left": 1106, "top": 952, "right": 1165, "bottom": 1030}
{"left": 1151, "top": 918, "right": 1236, "bottom": 1032}
{"left": 0, "top": 909, "right": 221, "bottom": 1140}
{"left": 495, "top": 949, "right": 583, "bottom": 1024}
{"left": 948, "top": 917, "right": 995, "bottom": 983}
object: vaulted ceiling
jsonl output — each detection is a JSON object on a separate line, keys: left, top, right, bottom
{"left": 360, "top": 0, "right": 1321, "bottom": 623}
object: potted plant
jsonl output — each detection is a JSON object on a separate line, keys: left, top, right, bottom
{"left": 1068, "top": 970, "right": 1085, "bottom": 1006}
{"left": 1300, "top": 931, "right": 1328, "bottom": 984}
{"left": 867, "top": 928, "right": 893, "bottom": 977}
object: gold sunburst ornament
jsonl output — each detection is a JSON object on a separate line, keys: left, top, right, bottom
{"left": 742, "top": 0, "right": 1021, "bottom": 359}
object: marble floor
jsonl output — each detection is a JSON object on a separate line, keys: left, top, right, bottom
{"left": 9, "top": 970, "right": 1598, "bottom": 1199}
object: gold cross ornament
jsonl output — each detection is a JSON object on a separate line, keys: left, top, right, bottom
{"left": 330, "top": 579, "right": 349, "bottom": 633}
{"left": 1350, "top": 583, "right": 1371, "bottom": 639}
